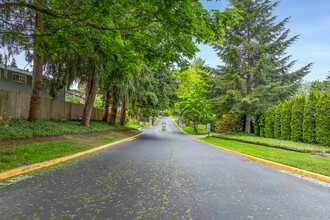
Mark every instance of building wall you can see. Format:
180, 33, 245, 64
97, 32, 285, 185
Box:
0, 67, 65, 101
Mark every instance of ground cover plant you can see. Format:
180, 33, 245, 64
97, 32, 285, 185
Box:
0, 131, 140, 172
200, 137, 330, 176
213, 133, 330, 153
0, 119, 137, 141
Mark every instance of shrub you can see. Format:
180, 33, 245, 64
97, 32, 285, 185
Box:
265, 106, 277, 138
302, 90, 318, 144
274, 102, 282, 139
281, 99, 293, 140
316, 92, 330, 146
291, 95, 306, 142
259, 113, 266, 137
215, 114, 241, 134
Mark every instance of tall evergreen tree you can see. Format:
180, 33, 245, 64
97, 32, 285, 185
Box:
316, 92, 330, 146
281, 99, 293, 140
265, 106, 277, 138
290, 95, 306, 142
302, 90, 318, 143
10, 58, 17, 67
0, 53, 3, 64
212, 0, 311, 133
274, 102, 282, 139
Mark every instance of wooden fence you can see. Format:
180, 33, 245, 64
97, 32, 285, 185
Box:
0, 89, 103, 121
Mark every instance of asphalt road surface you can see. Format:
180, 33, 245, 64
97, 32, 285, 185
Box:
0, 117, 329, 219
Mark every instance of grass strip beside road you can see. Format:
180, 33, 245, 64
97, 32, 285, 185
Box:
199, 137, 330, 177
214, 133, 330, 153
0, 131, 140, 172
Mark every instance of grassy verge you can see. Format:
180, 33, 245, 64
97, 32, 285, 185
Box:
199, 137, 330, 176
0, 119, 137, 141
213, 133, 329, 153
174, 119, 208, 135
0, 130, 140, 172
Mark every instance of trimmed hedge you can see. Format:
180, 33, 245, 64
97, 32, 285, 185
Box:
253, 91, 329, 147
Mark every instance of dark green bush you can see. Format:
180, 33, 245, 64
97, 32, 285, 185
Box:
291, 95, 306, 142
265, 106, 277, 138
274, 102, 282, 139
302, 90, 318, 144
316, 92, 330, 146
281, 99, 293, 140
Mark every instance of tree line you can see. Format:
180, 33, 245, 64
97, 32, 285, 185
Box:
0, 0, 241, 127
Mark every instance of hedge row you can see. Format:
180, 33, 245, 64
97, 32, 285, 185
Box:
256, 91, 329, 146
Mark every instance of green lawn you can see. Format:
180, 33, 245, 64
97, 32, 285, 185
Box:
214, 133, 330, 153
174, 119, 208, 135
199, 137, 330, 177
0, 131, 139, 172
0, 119, 137, 141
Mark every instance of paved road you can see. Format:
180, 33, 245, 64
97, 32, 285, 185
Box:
0, 117, 329, 219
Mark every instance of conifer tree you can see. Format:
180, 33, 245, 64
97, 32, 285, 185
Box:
274, 102, 283, 139
291, 95, 306, 142
281, 99, 293, 140
316, 92, 330, 146
211, 0, 311, 133
303, 90, 318, 143
10, 58, 17, 68
265, 106, 277, 138
0, 53, 3, 64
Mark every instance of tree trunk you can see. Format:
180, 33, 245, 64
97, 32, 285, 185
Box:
80, 74, 98, 127
245, 113, 251, 133
102, 86, 110, 122
137, 113, 141, 124
108, 86, 118, 125
28, 0, 44, 122
195, 119, 199, 134
119, 97, 126, 126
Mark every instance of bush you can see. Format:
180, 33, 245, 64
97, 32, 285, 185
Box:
215, 114, 241, 134
265, 106, 277, 138
274, 102, 282, 139
316, 92, 330, 146
281, 99, 293, 140
291, 95, 306, 142
303, 90, 318, 144
259, 113, 266, 137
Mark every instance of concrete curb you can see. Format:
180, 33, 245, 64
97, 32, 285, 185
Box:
196, 138, 330, 183
0, 132, 144, 180
170, 116, 187, 134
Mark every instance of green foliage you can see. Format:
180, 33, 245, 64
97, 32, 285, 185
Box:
290, 95, 306, 142
213, 133, 330, 153
65, 94, 84, 104
265, 106, 277, 138
274, 103, 282, 139
281, 99, 293, 140
214, 114, 241, 134
316, 92, 330, 146
210, 0, 311, 132
201, 137, 330, 176
303, 90, 318, 143
0, 119, 130, 140
259, 113, 266, 137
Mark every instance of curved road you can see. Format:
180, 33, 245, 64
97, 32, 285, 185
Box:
0, 117, 329, 219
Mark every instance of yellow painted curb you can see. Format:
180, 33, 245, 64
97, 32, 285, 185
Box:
0, 132, 144, 180
153, 117, 159, 125
170, 116, 187, 134
196, 138, 330, 183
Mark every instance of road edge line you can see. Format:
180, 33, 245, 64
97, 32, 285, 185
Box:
0, 132, 144, 180
196, 138, 330, 183
170, 116, 187, 134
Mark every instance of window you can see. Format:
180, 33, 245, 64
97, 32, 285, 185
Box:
12, 73, 27, 84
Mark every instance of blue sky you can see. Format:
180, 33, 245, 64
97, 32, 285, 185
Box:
196, 0, 330, 81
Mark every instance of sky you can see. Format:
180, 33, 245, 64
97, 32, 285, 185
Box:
8, 0, 330, 82
196, 0, 330, 81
